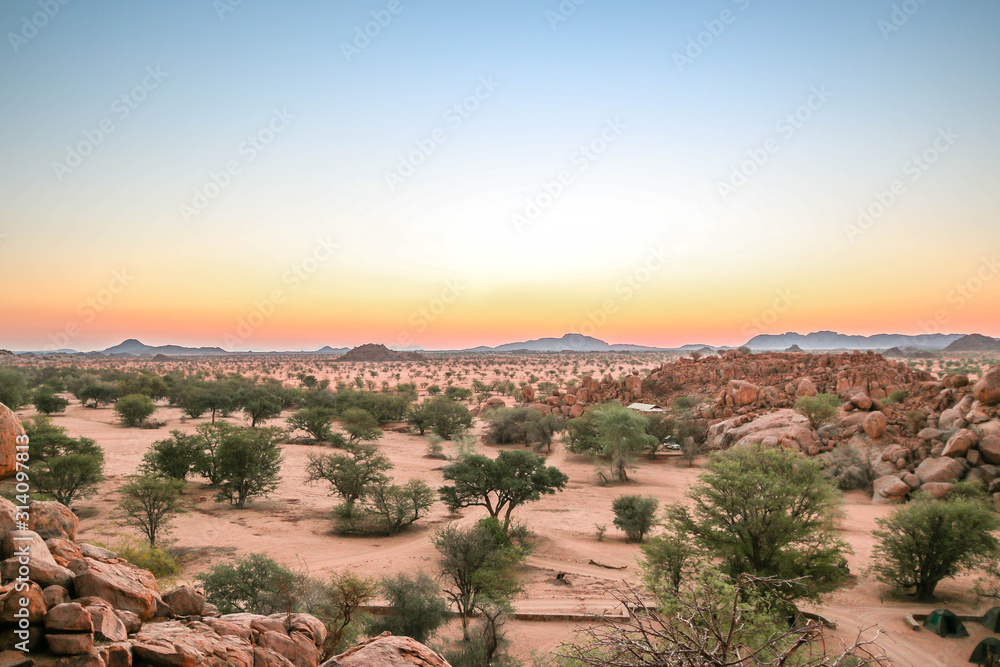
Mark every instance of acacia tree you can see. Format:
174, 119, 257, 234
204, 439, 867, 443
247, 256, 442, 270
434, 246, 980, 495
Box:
115, 393, 157, 427
432, 520, 523, 641
870, 484, 1000, 601
668, 444, 850, 602
237, 387, 282, 427
305, 444, 392, 514
439, 450, 568, 531
26, 417, 104, 507
287, 406, 340, 443
117, 474, 186, 546
215, 426, 284, 508
565, 402, 656, 483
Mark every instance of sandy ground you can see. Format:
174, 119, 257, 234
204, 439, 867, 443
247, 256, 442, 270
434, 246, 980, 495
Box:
6, 353, 999, 664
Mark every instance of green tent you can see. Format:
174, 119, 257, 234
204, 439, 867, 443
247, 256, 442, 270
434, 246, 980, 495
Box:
924, 609, 968, 638
981, 607, 1000, 633
969, 637, 1000, 665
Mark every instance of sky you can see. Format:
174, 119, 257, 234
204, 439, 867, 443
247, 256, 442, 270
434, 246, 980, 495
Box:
1, 0, 998, 351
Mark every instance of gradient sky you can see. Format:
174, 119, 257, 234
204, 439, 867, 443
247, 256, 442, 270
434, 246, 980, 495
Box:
1, 0, 998, 351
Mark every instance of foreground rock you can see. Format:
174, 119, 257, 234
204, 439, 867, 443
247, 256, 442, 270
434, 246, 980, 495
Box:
324, 633, 451, 667
0, 406, 328, 666
0, 402, 24, 479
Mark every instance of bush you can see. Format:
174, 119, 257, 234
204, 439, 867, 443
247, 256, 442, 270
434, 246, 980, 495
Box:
115, 394, 157, 427
33, 387, 69, 415
25, 417, 104, 507
794, 393, 840, 430
483, 407, 565, 452
612, 495, 659, 542
111, 539, 183, 580
0, 368, 28, 409
870, 484, 1000, 601
885, 389, 908, 404
117, 474, 186, 547
309, 571, 377, 658
824, 444, 876, 491
365, 573, 448, 643
215, 426, 284, 508
287, 406, 339, 443
419, 396, 474, 440
199, 553, 308, 615
141, 431, 204, 481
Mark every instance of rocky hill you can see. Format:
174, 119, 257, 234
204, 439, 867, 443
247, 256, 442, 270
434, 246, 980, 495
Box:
337, 343, 422, 362
943, 333, 1000, 352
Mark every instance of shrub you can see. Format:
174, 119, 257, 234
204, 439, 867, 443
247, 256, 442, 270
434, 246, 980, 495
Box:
26, 417, 104, 507
824, 444, 876, 491
612, 495, 659, 542
0, 368, 28, 409
365, 573, 448, 643
111, 539, 183, 580
115, 394, 157, 427
794, 393, 840, 430
141, 431, 204, 481
885, 389, 908, 404
287, 406, 339, 443
199, 553, 307, 615
33, 387, 69, 415
214, 426, 284, 508
483, 407, 565, 452
117, 474, 186, 547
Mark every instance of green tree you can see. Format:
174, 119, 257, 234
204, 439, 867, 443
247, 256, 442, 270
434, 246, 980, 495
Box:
433, 519, 524, 641
193, 421, 237, 485
26, 417, 105, 507
305, 444, 391, 514
311, 571, 378, 657
0, 368, 28, 409
237, 387, 283, 427
116, 474, 186, 547
642, 531, 694, 597
365, 573, 449, 643
215, 426, 284, 508
612, 495, 659, 542
287, 406, 340, 443
179, 388, 211, 419
483, 407, 565, 453
439, 450, 568, 531
668, 444, 850, 602
421, 396, 474, 439
114, 393, 157, 427
566, 403, 656, 483
140, 431, 204, 481
199, 553, 306, 615
643, 413, 677, 458
794, 393, 841, 430
339, 407, 382, 445
869, 484, 1000, 601
32, 387, 69, 415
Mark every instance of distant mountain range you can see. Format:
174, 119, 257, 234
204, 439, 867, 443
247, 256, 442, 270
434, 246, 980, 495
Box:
102, 339, 229, 356
460, 333, 670, 353
743, 331, 965, 351
7, 331, 998, 356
